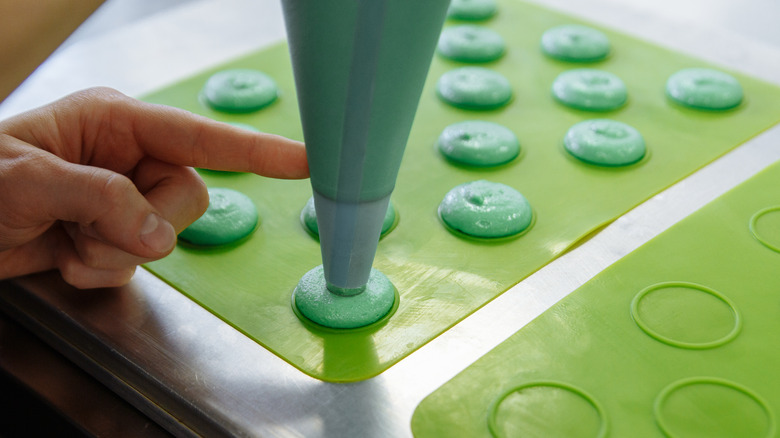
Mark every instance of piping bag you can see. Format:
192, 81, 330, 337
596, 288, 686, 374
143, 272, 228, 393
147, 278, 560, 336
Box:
281, 0, 450, 314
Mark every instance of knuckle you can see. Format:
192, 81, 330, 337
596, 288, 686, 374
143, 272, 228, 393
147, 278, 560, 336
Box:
190, 125, 211, 169
160, 165, 209, 228
116, 266, 137, 286
59, 258, 136, 289
187, 169, 210, 217
96, 267, 137, 288
75, 237, 108, 269
0, 149, 58, 220
58, 257, 89, 289
91, 171, 134, 207
64, 88, 133, 142
68, 87, 127, 105
72, 227, 148, 270
59, 87, 129, 119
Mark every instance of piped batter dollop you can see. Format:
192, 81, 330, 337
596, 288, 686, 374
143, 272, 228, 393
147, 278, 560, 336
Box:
439, 180, 533, 238
447, 0, 498, 21
293, 265, 396, 329
437, 121, 519, 167
438, 25, 505, 63
202, 69, 279, 113
541, 24, 611, 62
437, 67, 512, 110
552, 69, 627, 111
178, 188, 259, 246
563, 119, 646, 166
666, 68, 743, 110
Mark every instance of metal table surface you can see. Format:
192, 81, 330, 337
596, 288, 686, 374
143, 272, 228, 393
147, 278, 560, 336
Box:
1, 0, 779, 436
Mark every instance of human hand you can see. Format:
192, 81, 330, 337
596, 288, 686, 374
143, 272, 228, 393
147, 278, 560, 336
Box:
0, 87, 308, 288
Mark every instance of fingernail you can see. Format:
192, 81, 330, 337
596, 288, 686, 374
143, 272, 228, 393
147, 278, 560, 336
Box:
139, 213, 176, 254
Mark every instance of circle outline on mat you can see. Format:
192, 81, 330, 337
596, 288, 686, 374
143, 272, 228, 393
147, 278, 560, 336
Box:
436, 67, 513, 110
665, 68, 743, 111
178, 188, 259, 247
630, 281, 742, 349
437, 120, 520, 167
437, 25, 506, 63
292, 266, 398, 330
202, 69, 279, 113
654, 377, 776, 438
540, 24, 611, 62
749, 206, 780, 253
552, 68, 628, 111
438, 181, 535, 240
563, 119, 646, 167
487, 380, 608, 438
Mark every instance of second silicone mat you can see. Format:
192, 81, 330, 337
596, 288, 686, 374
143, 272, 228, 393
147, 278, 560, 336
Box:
144, 0, 780, 381
411, 154, 780, 438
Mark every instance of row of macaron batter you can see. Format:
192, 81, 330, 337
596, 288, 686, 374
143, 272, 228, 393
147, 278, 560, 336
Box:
430, 0, 744, 240
181, 0, 745, 247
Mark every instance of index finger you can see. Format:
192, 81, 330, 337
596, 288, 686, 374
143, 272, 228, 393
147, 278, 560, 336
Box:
120, 92, 309, 179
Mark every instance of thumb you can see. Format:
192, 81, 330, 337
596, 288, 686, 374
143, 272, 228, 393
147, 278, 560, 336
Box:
38, 157, 177, 258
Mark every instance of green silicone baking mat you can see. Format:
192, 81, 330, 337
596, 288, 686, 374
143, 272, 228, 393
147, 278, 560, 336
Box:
411, 150, 780, 438
143, 0, 780, 382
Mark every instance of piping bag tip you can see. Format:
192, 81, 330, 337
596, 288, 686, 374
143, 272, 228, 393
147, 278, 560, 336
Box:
313, 192, 392, 295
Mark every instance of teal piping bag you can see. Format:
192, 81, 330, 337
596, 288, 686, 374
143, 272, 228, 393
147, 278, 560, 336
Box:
282, 0, 450, 294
